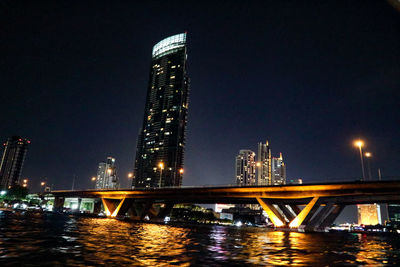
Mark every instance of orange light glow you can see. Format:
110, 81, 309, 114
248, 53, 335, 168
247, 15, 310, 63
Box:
128, 172, 133, 178
354, 140, 364, 148
289, 197, 319, 228
158, 162, 164, 169
40, 182, 45, 186
365, 152, 372, 158
256, 162, 261, 167
91, 176, 96, 181
179, 168, 184, 174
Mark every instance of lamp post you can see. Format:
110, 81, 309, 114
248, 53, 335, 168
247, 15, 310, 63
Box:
354, 140, 366, 181
158, 162, 164, 188
364, 152, 372, 181
127, 172, 133, 188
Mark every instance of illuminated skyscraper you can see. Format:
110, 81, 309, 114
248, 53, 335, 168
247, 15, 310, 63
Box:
134, 33, 190, 188
0, 136, 30, 189
95, 157, 118, 189
272, 153, 286, 185
257, 141, 272, 185
236, 150, 256, 186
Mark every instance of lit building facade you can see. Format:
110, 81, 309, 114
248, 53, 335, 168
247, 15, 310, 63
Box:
257, 141, 272, 185
236, 150, 256, 186
0, 136, 30, 189
134, 33, 190, 188
272, 153, 286, 185
95, 157, 119, 190
358, 204, 381, 225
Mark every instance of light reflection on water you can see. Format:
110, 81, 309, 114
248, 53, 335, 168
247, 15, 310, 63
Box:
0, 212, 399, 266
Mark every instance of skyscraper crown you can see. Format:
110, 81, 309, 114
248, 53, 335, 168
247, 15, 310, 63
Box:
152, 33, 186, 59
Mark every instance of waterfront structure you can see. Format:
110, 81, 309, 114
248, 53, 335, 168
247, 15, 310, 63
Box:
358, 204, 381, 225
95, 157, 119, 190
0, 136, 30, 189
271, 153, 286, 185
134, 33, 190, 188
257, 141, 272, 185
236, 150, 256, 186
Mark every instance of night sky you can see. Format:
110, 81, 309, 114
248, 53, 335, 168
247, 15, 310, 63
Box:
1, 1, 399, 196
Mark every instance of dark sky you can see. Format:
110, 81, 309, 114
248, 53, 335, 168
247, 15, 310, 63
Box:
1, 0, 399, 193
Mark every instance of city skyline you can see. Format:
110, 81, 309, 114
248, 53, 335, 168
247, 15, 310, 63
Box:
1, 1, 399, 193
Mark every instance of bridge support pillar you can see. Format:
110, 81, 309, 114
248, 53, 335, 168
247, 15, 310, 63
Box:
256, 197, 285, 227
277, 204, 296, 222
318, 204, 345, 231
305, 202, 334, 231
289, 197, 320, 229
54, 197, 64, 212
101, 197, 126, 217
93, 199, 102, 214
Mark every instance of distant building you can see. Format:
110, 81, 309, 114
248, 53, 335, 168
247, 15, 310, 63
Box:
272, 153, 286, 185
358, 204, 381, 225
236, 150, 256, 186
388, 204, 400, 223
95, 157, 119, 190
134, 33, 190, 188
257, 141, 272, 185
0, 136, 30, 189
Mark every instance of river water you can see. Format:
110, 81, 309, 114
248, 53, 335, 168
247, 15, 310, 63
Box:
0, 211, 399, 266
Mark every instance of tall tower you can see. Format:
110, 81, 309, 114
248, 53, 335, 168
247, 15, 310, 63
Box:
134, 33, 190, 188
0, 136, 30, 189
95, 157, 119, 190
272, 152, 286, 185
257, 141, 272, 185
235, 150, 256, 186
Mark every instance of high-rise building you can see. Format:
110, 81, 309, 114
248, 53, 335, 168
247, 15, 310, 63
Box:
236, 150, 256, 186
0, 136, 30, 189
257, 141, 272, 185
95, 157, 119, 190
272, 152, 286, 185
134, 33, 190, 188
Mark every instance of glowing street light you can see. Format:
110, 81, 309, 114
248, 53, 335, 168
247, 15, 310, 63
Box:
353, 139, 366, 181
256, 162, 261, 167
40, 182, 46, 186
91, 176, 96, 181
23, 179, 28, 184
158, 162, 164, 188
107, 168, 112, 175
179, 168, 184, 174
128, 172, 133, 178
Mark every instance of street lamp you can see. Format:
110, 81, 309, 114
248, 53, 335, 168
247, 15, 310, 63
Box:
179, 168, 184, 175
365, 152, 372, 181
158, 162, 164, 188
91, 176, 96, 181
40, 181, 46, 186
353, 140, 366, 181
128, 172, 133, 178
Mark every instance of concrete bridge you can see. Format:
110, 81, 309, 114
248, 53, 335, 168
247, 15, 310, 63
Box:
47, 180, 400, 231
